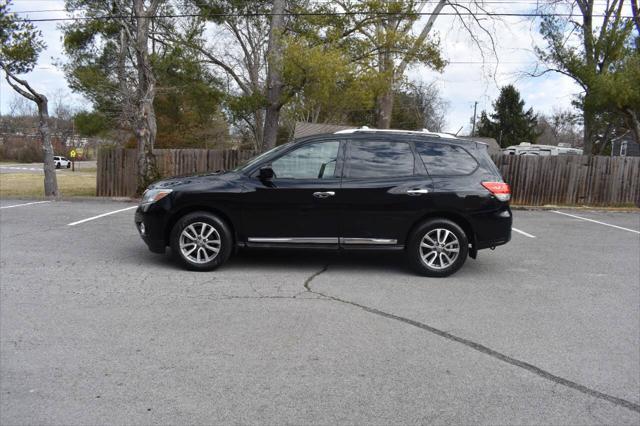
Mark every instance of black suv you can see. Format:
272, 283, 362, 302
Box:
135, 129, 512, 277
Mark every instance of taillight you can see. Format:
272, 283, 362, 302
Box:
482, 181, 511, 202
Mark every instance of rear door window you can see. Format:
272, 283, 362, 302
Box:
346, 140, 415, 178
415, 142, 478, 176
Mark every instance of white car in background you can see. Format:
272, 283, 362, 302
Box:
53, 156, 71, 169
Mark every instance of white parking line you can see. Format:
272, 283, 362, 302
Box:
67, 205, 138, 226
0, 201, 51, 210
551, 210, 640, 235
512, 227, 536, 238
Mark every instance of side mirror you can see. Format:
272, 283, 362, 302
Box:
258, 166, 274, 181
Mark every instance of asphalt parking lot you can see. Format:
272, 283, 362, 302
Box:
1, 199, 639, 425
0, 161, 97, 174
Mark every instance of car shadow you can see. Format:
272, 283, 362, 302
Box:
227, 248, 412, 275
123, 242, 491, 278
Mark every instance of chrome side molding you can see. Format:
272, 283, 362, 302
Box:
340, 238, 397, 245
247, 237, 339, 244
247, 237, 397, 245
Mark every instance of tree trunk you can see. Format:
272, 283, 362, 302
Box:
375, 44, 394, 129
136, 99, 158, 193
376, 87, 394, 129
263, 105, 281, 151
133, 0, 159, 194
581, 2, 596, 156
582, 107, 595, 155
254, 109, 265, 151
37, 96, 59, 197
262, 0, 286, 151
625, 108, 640, 145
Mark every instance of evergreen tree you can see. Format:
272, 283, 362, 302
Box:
477, 85, 539, 148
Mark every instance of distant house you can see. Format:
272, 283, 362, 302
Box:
611, 137, 640, 157
293, 122, 353, 139
459, 136, 501, 155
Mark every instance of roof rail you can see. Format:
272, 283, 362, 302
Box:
334, 126, 456, 139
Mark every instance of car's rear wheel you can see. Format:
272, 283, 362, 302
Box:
170, 211, 232, 271
55, 163, 60, 169
408, 218, 469, 277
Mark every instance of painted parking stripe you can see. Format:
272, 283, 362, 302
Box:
0, 201, 51, 209
67, 205, 138, 226
512, 227, 536, 238
1, 166, 41, 171
551, 210, 640, 235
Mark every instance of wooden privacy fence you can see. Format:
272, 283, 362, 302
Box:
97, 148, 255, 197
491, 154, 640, 206
98, 148, 640, 206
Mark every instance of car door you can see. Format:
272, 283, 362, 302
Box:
241, 139, 344, 245
338, 138, 434, 246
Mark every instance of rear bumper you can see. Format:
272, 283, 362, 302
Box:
472, 206, 512, 250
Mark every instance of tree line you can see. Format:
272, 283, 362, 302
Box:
1, 0, 638, 196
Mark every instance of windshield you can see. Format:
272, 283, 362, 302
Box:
233, 143, 292, 173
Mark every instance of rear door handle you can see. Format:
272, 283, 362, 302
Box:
313, 191, 335, 199
406, 188, 429, 196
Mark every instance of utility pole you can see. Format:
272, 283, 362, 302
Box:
471, 101, 478, 137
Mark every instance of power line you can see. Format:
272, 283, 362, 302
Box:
8, 2, 620, 14
13, 11, 633, 23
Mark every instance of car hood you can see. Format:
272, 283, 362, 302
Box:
148, 171, 241, 191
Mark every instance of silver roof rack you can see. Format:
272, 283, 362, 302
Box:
334, 126, 456, 139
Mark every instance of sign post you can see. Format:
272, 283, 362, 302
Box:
70, 149, 77, 172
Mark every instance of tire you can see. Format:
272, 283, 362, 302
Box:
170, 211, 233, 271
55, 163, 61, 169
66, 163, 71, 168
407, 218, 469, 277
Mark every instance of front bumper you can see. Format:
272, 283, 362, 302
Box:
135, 206, 168, 254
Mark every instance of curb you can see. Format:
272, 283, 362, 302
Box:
511, 205, 640, 212
0, 196, 139, 203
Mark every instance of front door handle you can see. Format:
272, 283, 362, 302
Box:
406, 188, 429, 196
313, 191, 335, 199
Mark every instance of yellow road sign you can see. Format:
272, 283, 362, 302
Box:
70, 150, 77, 158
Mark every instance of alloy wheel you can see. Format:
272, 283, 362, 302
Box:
179, 222, 221, 264
419, 228, 460, 270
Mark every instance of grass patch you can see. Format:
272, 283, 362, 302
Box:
0, 172, 96, 197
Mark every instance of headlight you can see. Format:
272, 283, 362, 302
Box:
141, 188, 172, 205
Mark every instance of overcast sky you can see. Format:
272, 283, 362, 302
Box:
2, 1, 630, 134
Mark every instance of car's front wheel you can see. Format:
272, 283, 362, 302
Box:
408, 218, 469, 277
170, 211, 232, 271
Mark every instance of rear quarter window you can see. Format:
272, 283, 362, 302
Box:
415, 142, 478, 176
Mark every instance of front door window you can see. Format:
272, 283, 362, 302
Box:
271, 141, 340, 180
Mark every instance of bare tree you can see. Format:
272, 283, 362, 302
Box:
121, 0, 164, 192
8, 95, 36, 117
323, 1, 500, 129
632, 0, 640, 34
263, 0, 286, 150
536, 108, 583, 147
0, 0, 58, 196
175, 1, 281, 150
50, 89, 76, 148
63, 0, 165, 192
534, 0, 635, 154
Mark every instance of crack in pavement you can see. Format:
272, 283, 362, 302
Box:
302, 264, 640, 414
